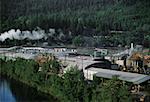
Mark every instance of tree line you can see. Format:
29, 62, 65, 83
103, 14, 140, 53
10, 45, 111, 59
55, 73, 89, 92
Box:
0, 57, 134, 102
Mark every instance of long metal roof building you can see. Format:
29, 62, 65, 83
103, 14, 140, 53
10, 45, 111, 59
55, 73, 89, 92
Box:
90, 68, 150, 84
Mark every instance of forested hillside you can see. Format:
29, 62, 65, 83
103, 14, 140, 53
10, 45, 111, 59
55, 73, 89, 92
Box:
1, 0, 150, 47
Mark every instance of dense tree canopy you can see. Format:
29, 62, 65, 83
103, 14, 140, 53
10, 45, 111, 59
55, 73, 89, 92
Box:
0, 0, 150, 47
1, 0, 150, 32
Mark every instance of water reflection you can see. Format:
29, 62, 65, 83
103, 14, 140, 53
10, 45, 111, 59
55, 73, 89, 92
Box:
0, 80, 16, 102
0, 77, 58, 102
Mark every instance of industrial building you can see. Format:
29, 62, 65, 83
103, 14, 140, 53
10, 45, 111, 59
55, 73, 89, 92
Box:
84, 67, 150, 84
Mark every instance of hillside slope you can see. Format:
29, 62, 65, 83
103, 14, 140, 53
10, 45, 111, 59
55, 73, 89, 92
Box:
0, 0, 150, 47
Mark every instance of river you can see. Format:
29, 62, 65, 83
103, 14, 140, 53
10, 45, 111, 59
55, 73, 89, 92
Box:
0, 76, 58, 102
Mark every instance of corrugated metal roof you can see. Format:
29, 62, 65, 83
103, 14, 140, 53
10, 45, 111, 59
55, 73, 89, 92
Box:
89, 68, 150, 84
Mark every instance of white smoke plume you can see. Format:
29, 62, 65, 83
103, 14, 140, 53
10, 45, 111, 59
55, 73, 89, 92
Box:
0, 27, 56, 42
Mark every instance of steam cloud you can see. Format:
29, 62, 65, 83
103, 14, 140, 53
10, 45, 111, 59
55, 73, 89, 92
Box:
0, 27, 56, 42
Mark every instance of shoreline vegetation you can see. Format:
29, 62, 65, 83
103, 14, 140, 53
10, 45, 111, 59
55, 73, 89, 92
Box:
0, 57, 133, 102
1, 74, 59, 102
0, 57, 64, 101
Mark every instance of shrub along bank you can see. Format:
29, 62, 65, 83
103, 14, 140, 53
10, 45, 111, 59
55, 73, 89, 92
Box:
0, 58, 132, 102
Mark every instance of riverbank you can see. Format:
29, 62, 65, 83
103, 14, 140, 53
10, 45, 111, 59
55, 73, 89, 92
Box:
0, 57, 72, 101
1, 74, 60, 102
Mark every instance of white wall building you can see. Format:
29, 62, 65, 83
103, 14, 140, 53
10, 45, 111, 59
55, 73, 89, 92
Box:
84, 67, 150, 85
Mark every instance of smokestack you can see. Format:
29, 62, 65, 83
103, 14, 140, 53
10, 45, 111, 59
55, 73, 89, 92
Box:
131, 43, 134, 49
128, 43, 134, 55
